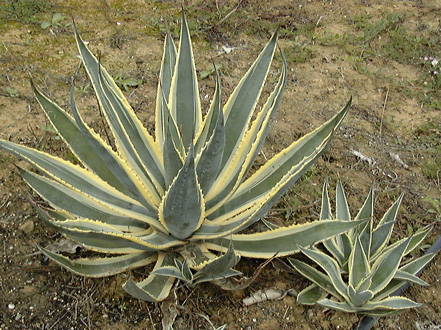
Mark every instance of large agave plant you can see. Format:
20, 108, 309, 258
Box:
289, 182, 434, 316
0, 14, 362, 302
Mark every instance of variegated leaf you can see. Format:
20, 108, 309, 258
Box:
123, 252, 176, 302
195, 65, 222, 155
288, 258, 342, 300
320, 181, 345, 264
196, 242, 240, 276
349, 237, 370, 290
150, 265, 191, 282
196, 123, 343, 239
370, 194, 404, 257
162, 95, 184, 188
19, 167, 163, 231
394, 270, 429, 286
370, 221, 395, 259
75, 26, 165, 198
354, 187, 374, 256
298, 246, 348, 299
297, 284, 328, 305
221, 29, 279, 169
205, 219, 365, 258
361, 296, 422, 311
217, 98, 351, 217
159, 144, 205, 239
334, 181, 352, 265
169, 12, 201, 148
196, 73, 225, 194
39, 247, 156, 277
156, 32, 177, 147
373, 253, 435, 301
204, 51, 287, 210
365, 236, 411, 295
347, 285, 373, 307
33, 83, 146, 203
193, 269, 241, 285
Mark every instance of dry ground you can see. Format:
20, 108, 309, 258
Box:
1, 0, 440, 329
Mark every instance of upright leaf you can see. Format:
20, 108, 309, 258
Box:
221, 30, 278, 168
169, 12, 201, 147
75, 26, 165, 197
156, 32, 177, 147
298, 246, 349, 299
196, 74, 225, 194
348, 237, 370, 290
366, 236, 411, 295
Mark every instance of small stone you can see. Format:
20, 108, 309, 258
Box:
15, 313, 21, 321
19, 220, 34, 234
8, 303, 15, 309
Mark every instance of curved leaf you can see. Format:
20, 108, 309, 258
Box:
320, 181, 345, 264
297, 284, 328, 305
347, 285, 373, 307
373, 253, 435, 301
288, 259, 341, 299
194, 133, 342, 239
370, 194, 404, 257
0, 139, 154, 217
205, 219, 365, 258
123, 252, 176, 302
162, 98, 184, 188
298, 246, 348, 298
196, 242, 240, 276
366, 236, 411, 295
39, 247, 156, 277
19, 167, 163, 231
195, 67, 222, 154
349, 237, 370, 290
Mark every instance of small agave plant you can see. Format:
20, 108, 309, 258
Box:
289, 181, 434, 316
0, 14, 361, 302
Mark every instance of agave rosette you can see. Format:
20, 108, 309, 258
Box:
289, 182, 434, 316
0, 14, 361, 302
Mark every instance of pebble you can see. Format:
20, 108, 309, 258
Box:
8, 303, 15, 309
18, 220, 34, 234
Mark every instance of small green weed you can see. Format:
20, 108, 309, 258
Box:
415, 121, 441, 181
352, 12, 402, 45
41, 13, 71, 30
279, 167, 321, 223
424, 196, 441, 222
113, 72, 142, 92
317, 12, 440, 109
74, 82, 92, 96
0, 0, 48, 23
284, 36, 315, 63
199, 63, 222, 79
5, 86, 19, 97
